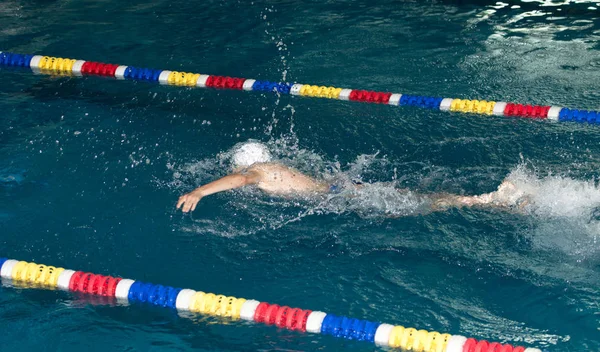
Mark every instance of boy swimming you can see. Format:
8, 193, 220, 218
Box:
176, 142, 526, 213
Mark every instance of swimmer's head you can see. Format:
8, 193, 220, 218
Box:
231, 141, 272, 169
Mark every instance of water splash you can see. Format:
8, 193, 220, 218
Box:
166, 140, 434, 235
506, 164, 600, 220
258, 5, 295, 138
502, 164, 600, 261
167, 146, 600, 252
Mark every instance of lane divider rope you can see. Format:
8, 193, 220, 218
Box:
0, 257, 544, 352
0, 52, 597, 124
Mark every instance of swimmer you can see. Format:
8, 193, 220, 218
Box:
176, 142, 528, 213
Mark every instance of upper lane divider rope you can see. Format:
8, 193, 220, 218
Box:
0, 52, 597, 124
0, 257, 544, 352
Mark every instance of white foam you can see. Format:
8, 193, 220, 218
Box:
504, 166, 600, 218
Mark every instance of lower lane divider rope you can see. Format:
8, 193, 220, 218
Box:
0, 51, 598, 125
0, 258, 544, 352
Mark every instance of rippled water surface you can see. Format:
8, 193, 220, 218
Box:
1, 0, 600, 351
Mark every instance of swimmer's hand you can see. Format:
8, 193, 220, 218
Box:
176, 172, 261, 213
177, 190, 204, 213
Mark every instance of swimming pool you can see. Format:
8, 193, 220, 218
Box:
1, 0, 599, 350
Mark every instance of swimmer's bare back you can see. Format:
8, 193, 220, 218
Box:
249, 163, 329, 195
177, 163, 328, 212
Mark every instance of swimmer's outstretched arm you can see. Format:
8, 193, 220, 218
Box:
177, 171, 261, 213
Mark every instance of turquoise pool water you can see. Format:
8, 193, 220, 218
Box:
1, 0, 600, 350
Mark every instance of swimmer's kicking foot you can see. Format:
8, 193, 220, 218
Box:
431, 180, 530, 211
176, 142, 530, 213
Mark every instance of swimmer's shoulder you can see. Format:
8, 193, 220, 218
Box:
247, 162, 294, 173
245, 163, 308, 184
238, 163, 283, 181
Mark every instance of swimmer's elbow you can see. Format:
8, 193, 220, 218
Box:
240, 171, 261, 186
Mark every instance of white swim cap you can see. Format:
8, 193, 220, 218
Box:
231, 142, 272, 168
